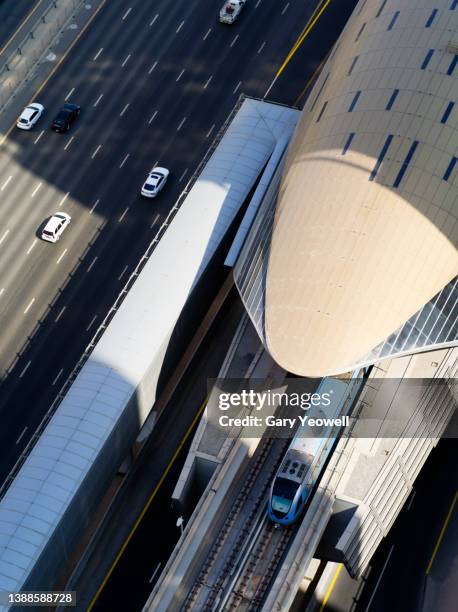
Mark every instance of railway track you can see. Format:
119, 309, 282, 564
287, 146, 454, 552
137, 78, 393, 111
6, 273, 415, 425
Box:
183, 436, 290, 611
217, 514, 293, 611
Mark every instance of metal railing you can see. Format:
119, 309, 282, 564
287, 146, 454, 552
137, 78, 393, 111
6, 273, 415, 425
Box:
0, 0, 85, 112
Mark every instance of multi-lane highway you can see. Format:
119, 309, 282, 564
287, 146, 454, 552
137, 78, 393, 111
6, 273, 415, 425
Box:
0, 0, 358, 485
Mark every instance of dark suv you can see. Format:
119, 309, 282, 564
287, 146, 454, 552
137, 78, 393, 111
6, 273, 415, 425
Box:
51, 103, 81, 133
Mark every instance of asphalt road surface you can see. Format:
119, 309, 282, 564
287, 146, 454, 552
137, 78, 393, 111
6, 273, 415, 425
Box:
0, 0, 358, 483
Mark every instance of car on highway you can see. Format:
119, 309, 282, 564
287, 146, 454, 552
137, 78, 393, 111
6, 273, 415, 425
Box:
141, 167, 170, 198
16, 103, 45, 130
41, 212, 71, 243
51, 103, 81, 133
219, 0, 246, 23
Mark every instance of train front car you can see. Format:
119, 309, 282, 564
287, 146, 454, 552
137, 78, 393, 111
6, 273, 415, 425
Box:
267, 378, 350, 526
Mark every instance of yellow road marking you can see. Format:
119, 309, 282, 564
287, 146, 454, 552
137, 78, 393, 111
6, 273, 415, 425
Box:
319, 563, 343, 611
275, 0, 333, 79
426, 490, 458, 575
0, 0, 109, 148
0, 0, 45, 59
87, 398, 208, 611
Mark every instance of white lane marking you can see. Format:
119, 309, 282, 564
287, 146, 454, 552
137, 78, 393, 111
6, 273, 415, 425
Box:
65, 87, 75, 101
176, 69, 185, 82
255, 0, 262, 6
118, 207, 129, 222
1, 176, 12, 191
31, 182, 42, 197
364, 545, 395, 612
118, 265, 128, 281
233, 81, 242, 94
93, 47, 103, 60
91, 145, 102, 159
176, 20, 184, 33
24, 297, 35, 314
94, 93, 103, 107
52, 368, 63, 386
148, 61, 158, 74
407, 490, 416, 510
281, 2, 289, 15
150, 212, 160, 229
148, 110, 158, 124
122, 7, 132, 20
150, 14, 159, 26
0, 288, 4, 297
0, 229, 9, 244
206, 124, 215, 138
230, 34, 239, 47
149, 562, 161, 584
90, 199, 100, 214
204, 75, 212, 89
87, 256, 98, 273
120, 103, 129, 117
56, 248, 67, 264
58, 192, 70, 208
16, 426, 28, 444
179, 168, 188, 182
122, 54, 131, 67
26, 240, 37, 255
257, 41, 266, 54
33, 130, 44, 145
203, 27, 212, 40
86, 315, 97, 331
177, 117, 186, 131
64, 136, 74, 151
119, 153, 130, 168
55, 305, 66, 321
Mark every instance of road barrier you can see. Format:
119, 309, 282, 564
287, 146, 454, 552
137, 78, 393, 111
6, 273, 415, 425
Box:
0, 0, 85, 112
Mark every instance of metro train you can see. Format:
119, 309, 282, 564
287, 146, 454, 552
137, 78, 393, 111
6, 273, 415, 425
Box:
267, 378, 351, 526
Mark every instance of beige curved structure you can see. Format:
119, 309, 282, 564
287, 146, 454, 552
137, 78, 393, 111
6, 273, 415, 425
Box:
263, 0, 458, 376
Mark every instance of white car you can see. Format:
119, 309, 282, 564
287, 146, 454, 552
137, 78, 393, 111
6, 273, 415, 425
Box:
219, 0, 246, 23
41, 213, 71, 243
141, 167, 169, 198
16, 103, 45, 130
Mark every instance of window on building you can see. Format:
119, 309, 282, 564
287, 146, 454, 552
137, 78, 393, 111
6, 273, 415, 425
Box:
348, 56, 359, 75
358, 0, 367, 14
443, 156, 457, 181
387, 11, 400, 30
348, 91, 362, 112
447, 54, 458, 75
421, 49, 434, 69
441, 101, 455, 124
342, 133, 355, 155
355, 22, 366, 42
426, 8, 438, 26
386, 89, 399, 110
369, 134, 394, 181
376, 0, 388, 18
393, 141, 419, 188
316, 101, 328, 122
310, 73, 329, 111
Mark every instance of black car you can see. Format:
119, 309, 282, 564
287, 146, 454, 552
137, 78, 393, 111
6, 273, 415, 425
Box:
51, 103, 81, 132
